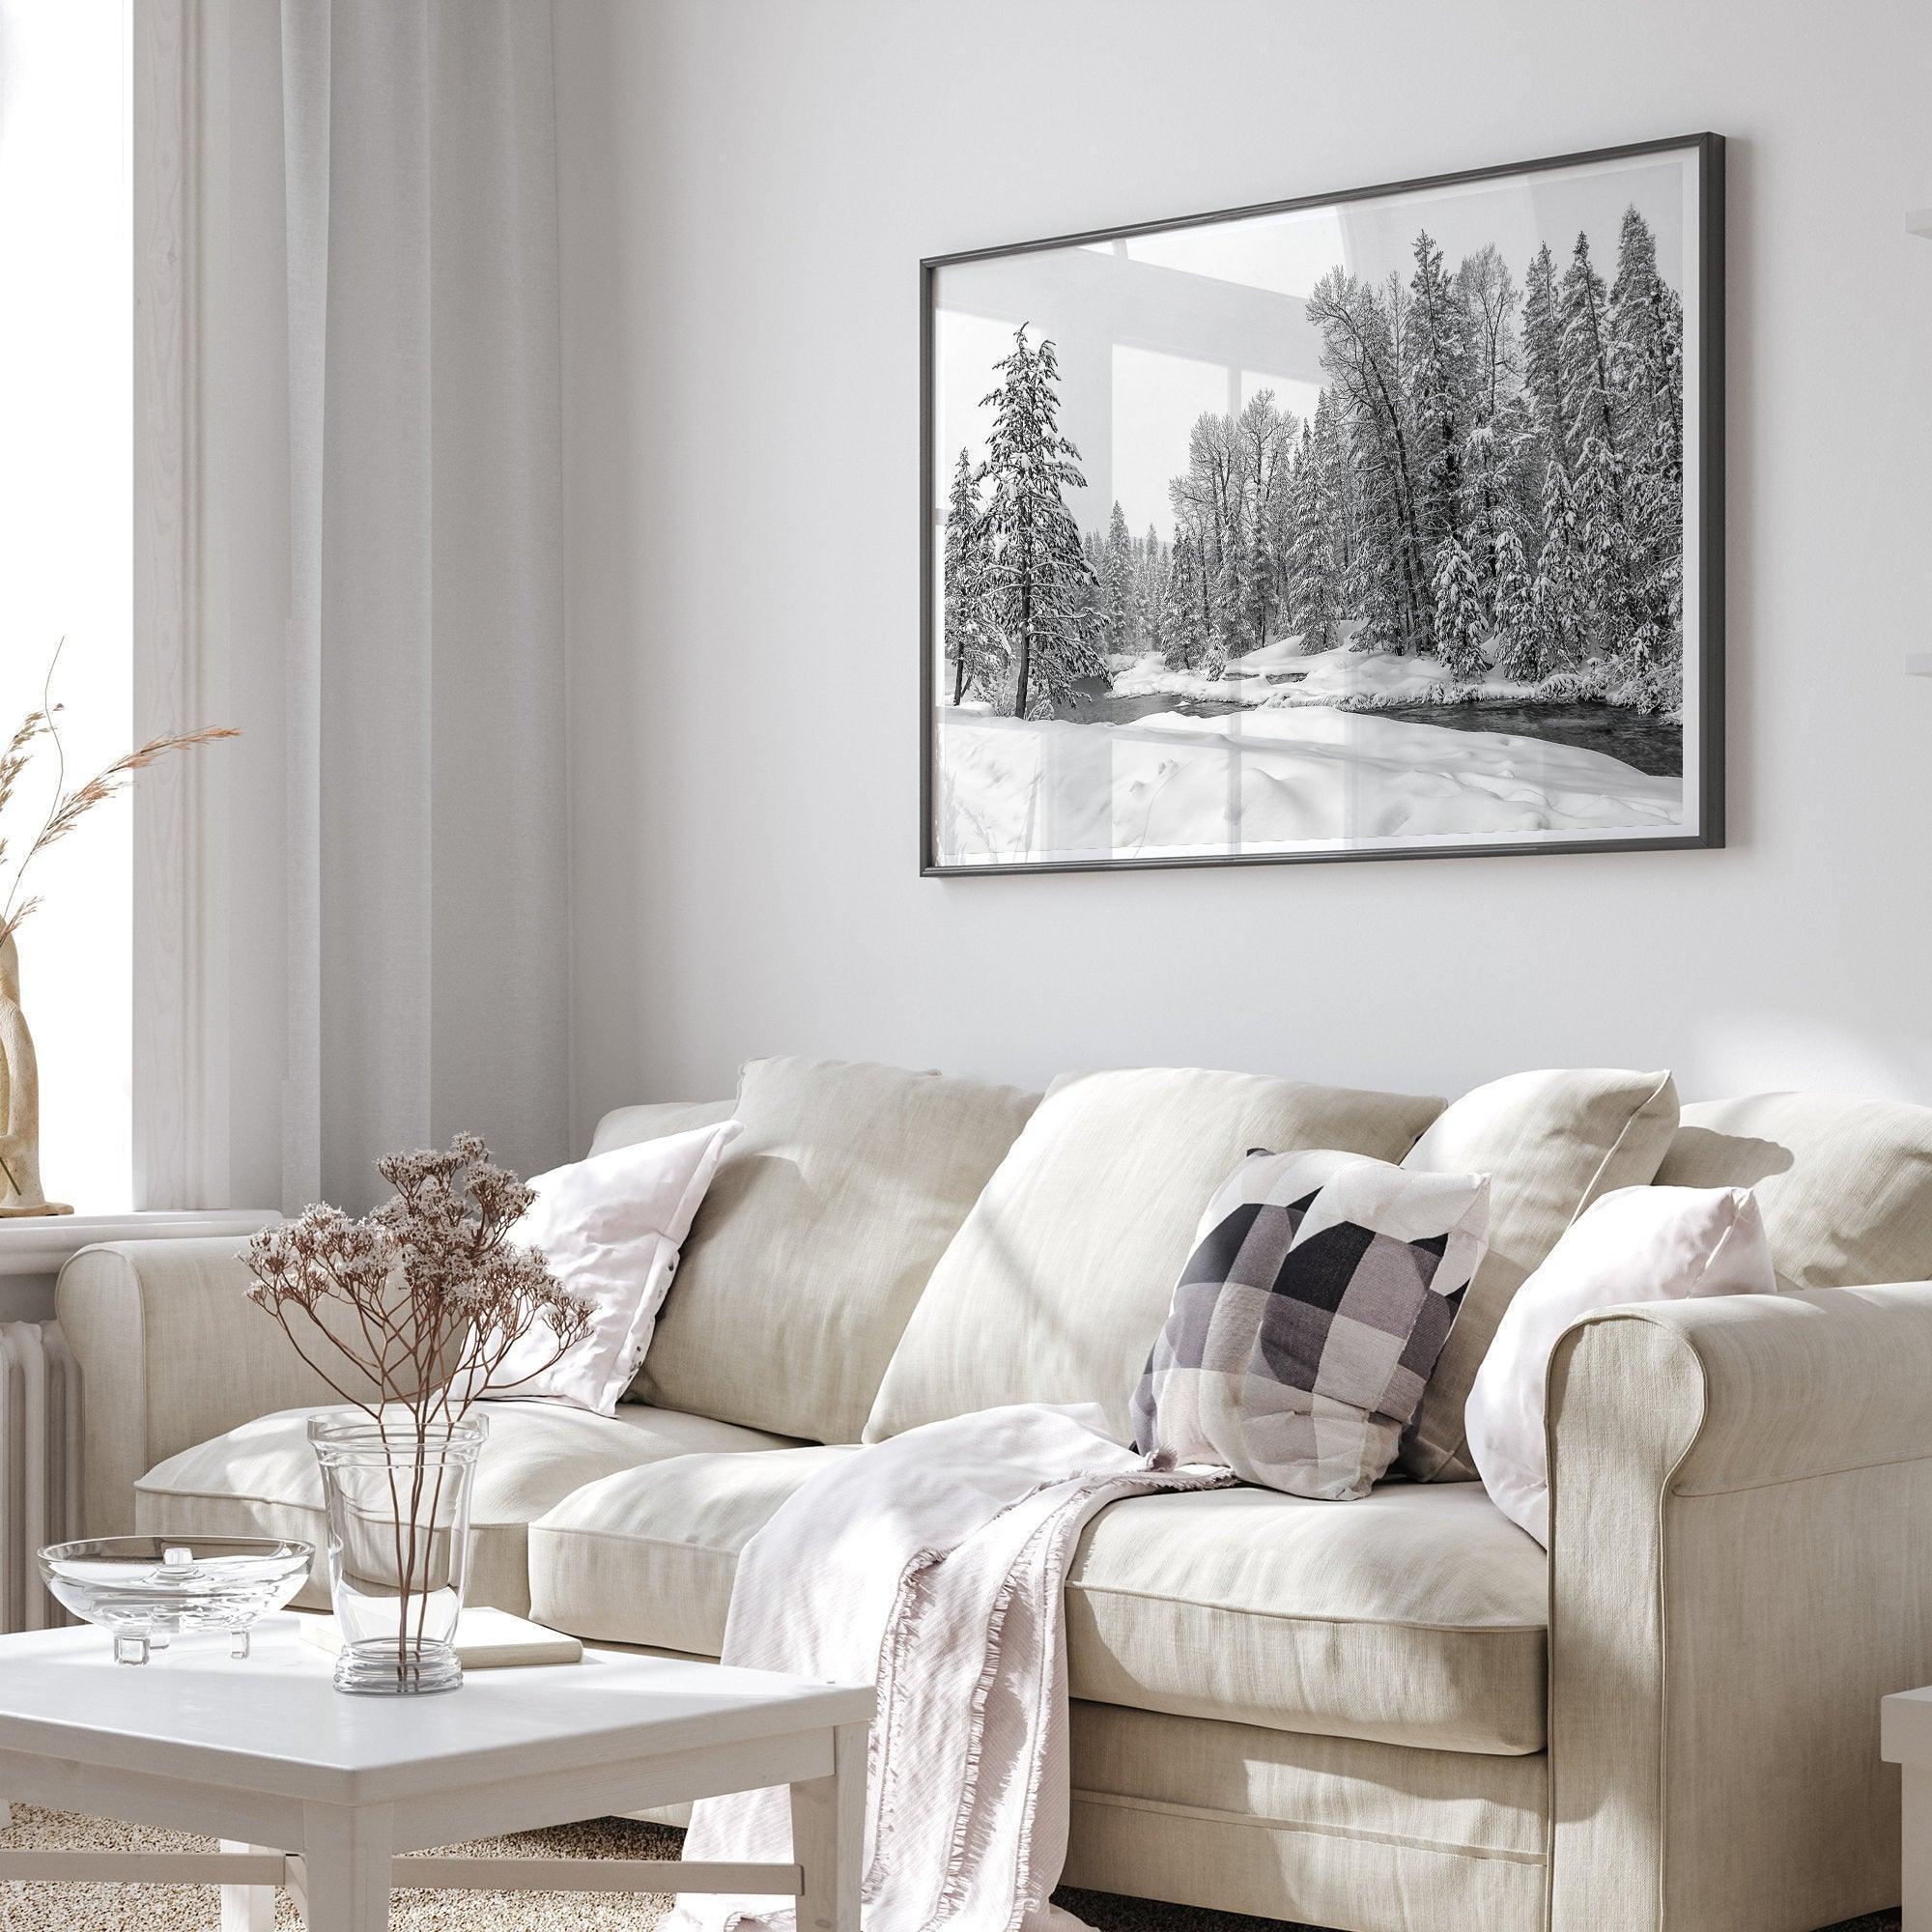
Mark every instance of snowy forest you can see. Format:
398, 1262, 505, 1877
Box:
942, 206, 1687, 736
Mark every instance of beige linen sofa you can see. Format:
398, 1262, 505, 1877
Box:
56, 1059, 1932, 1932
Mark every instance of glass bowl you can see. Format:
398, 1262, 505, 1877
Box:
40, 1536, 314, 1664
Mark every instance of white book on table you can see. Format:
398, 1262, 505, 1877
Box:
296, 1606, 583, 1668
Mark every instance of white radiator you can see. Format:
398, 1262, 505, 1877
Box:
0, 1323, 79, 1633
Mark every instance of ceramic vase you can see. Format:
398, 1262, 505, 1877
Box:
0, 933, 71, 1217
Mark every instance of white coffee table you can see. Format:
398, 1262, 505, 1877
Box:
0, 1618, 872, 1930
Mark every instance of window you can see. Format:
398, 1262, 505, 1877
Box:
0, 1, 134, 1209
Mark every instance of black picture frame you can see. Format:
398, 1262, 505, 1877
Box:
920, 132, 1724, 877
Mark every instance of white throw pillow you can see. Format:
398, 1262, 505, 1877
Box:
477, 1120, 742, 1415
1465, 1183, 1776, 1546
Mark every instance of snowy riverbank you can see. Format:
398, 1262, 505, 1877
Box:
933, 698, 1684, 867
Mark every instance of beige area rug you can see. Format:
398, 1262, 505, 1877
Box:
0, 1807, 1904, 1932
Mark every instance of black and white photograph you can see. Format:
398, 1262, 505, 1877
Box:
923, 134, 1722, 873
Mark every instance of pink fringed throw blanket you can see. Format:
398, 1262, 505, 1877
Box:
672, 1404, 1230, 1932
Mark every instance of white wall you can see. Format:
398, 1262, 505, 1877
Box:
554, 0, 1932, 1138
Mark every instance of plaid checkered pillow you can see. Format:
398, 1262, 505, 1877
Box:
1131, 1148, 1489, 1500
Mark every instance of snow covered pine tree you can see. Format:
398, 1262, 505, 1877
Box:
976, 326, 1102, 719
942, 447, 1004, 705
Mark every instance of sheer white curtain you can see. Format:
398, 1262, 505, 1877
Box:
279, 0, 568, 1208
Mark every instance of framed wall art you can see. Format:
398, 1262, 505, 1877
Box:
922, 133, 1723, 874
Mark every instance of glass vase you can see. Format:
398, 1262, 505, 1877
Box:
306, 1408, 486, 1695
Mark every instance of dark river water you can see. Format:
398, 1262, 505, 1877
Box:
1058, 688, 1252, 725
1367, 701, 1683, 778
1054, 678, 1681, 779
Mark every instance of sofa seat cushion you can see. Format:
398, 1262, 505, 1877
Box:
528, 1451, 1546, 1755
530, 1444, 855, 1658
134, 1400, 800, 1619
1069, 1480, 1547, 1754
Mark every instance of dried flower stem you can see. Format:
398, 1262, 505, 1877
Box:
0, 639, 239, 955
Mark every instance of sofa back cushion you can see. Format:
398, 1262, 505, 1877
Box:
1398, 1067, 1679, 1481
863, 1067, 1444, 1446
590, 1098, 735, 1155
1654, 1091, 1932, 1291
633, 1056, 1039, 1442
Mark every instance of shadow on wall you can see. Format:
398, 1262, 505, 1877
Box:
1688, 1012, 1932, 1109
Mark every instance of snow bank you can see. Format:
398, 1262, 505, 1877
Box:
1257, 643, 1462, 705
933, 702, 1683, 867
1107, 639, 1341, 704
1108, 653, 1262, 703
1253, 644, 1577, 710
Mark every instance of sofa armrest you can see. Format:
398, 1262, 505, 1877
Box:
1546, 1284, 1932, 1932
56, 1238, 384, 1536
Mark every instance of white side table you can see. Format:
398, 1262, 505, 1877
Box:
0, 1619, 872, 1931
1882, 1687, 1932, 1929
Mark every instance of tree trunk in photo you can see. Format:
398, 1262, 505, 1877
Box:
1013, 529, 1034, 719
